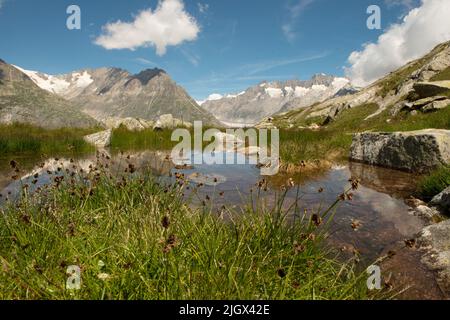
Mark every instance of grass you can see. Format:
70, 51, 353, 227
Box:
417, 166, 450, 200
0, 123, 96, 156
0, 160, 373, 300
430, 67, 450, 81
111, 127, 177, 151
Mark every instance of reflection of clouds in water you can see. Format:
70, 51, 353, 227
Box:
355, 186, 423, 237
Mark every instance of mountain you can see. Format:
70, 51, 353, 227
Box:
18, 66, 220, 126
271, 41, 450, 128
199, 74, 353, 125
0, 60, 98, 129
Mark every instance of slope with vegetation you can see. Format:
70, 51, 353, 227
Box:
270, 41, 450, 165
0, 59, 98, 129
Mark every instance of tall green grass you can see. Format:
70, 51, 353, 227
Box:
111, 127, 176, 151
417, 166, 450, 200
0, 166, 372, 300
0, 123, 95, 155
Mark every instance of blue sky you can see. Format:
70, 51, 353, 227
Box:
0, 0, 425, 99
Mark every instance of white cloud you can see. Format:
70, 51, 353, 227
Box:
198, 3, 209, 14
0, 0, 4, 9
135, 58, 156, 66
346, 0, 450, 87
384, 0, 419, 9
181, 48, 200, 66
94, 0, 200, 56
282, 0, 315, 43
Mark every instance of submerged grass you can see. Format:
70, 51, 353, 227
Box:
0, 159, 372, 300
0, 123, 95, 156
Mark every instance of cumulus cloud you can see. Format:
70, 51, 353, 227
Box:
94, 0, 200, 56
346, 0, 450, 87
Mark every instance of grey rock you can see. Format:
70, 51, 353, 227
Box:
103, 117, 154, 131
153, 114, 192, 130
422, 99, 450, 113
418, 219, 450, 294
350, 129, 450, 173
412, 205, 442, 220
430, 186, 450, 214
84, 129, 112, 148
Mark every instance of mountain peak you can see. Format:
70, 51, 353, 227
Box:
132, 68, 166, 85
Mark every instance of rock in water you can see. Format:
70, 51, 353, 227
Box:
418, 219, 450, 294
413, 81, 450, 98
350, 129, 450, 173
430, 186, 450, 214
84, 129, 112, 148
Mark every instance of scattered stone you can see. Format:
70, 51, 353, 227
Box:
103, 117, 154, 131
153, 114, 192, 130
84, 129, 112, 148
411, 205, 442, 220
405, 197, 427, 208
350, 129, 450, 173
308, 123, 321, 130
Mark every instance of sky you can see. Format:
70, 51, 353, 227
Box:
1, 0, 450, 100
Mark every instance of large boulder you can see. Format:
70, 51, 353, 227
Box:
418, 220, 450, 294
84, 129, 112, 148
413, 81, 450, 98
350, 129, 450, 173
422, 99, 450, 113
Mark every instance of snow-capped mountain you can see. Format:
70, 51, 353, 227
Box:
0, 60, 98, 129
200, 74, 354, 125
15, 66, 220, 125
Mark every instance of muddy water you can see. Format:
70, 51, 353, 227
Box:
0, 151, 446, 299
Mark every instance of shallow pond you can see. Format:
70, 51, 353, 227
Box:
0, 150, 445, 299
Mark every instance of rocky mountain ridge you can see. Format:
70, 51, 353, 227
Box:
200, 74, 354, 125
17, 66, 221, 126
0, 60, 99, 129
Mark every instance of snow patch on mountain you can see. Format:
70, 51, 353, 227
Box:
200, 74, 355, 124
13, 66, 94, 94
14, 65, 71, 94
